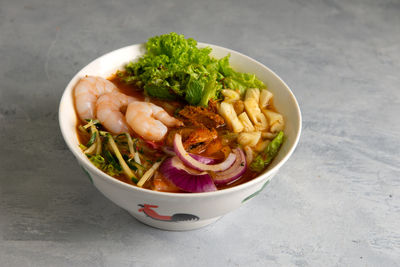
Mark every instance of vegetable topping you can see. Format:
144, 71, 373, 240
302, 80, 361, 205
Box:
119, 32, 266, 106
250, 131, 284, 172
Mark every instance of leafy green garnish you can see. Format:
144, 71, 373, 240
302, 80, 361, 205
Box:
185, 77, 204, 105
104, 150, 122, 172
199, 73, 220, 107
88, 154, 122, 177
121, 32, 266, 106
219, 55, 266, 95
250, 131, 285, 172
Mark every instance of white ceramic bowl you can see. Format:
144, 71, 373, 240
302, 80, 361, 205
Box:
59, 43, 302, 231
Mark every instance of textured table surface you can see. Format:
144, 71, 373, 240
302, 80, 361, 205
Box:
1, 0, 399, 266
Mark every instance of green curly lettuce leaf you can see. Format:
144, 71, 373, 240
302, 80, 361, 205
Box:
122, 32, 266, 106
185, 78, 204, 105
218, 55, 266, 94
250, 131, 285, 173
200, 74, 222, 107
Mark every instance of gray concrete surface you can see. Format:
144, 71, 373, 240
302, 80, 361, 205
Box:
1, 0, 399, 266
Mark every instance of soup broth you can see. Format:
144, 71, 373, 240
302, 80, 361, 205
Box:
76, 75, 263, 191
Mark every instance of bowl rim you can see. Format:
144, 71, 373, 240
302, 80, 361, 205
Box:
59, 42, 302, 198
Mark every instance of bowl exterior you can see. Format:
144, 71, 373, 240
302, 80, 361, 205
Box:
59, 43, 301, 231
80, 164, 278, 230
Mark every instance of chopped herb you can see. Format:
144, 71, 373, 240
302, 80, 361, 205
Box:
79, 144, 87, 150
86, 131, 97, 147
87, 154, 122, 177
105, 150, 122, 171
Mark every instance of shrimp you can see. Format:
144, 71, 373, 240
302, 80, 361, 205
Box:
126, 101, 183, 141
74, 76, 118, 121
96, 91, 138, 134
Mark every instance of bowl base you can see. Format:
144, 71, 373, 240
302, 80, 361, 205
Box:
130, 212, 222, 231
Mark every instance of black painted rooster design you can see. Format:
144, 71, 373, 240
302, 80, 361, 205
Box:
138, 204, 199, 222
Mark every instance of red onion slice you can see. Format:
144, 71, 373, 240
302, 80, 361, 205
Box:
191, 154, 218, 165
173, 134, 236, 171
162, 146, 218, 164
211, 148, 246, 185
159, 157, 217, 193
162, 146, 176, 156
